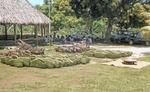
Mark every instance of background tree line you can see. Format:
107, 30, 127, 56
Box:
36, 0, 150, 41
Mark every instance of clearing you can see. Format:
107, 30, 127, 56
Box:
0, 45, 150, 92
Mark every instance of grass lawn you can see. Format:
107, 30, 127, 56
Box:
138, 55, 150, 62
0, 46, 150, 92
0, 58, 150, 92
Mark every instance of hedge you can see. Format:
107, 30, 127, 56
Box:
0, 46, 5, 50
83, 50, 133, 59
0, 55, 90, 69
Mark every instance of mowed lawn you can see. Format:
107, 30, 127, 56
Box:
0, 55, 150, 92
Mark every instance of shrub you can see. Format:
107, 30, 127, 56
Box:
83, 50, 132, 59
0, 46, 5, 50
0, 55, 90, 69
30, 59, 49, 69
1, 57, 12, 65
1, 57, 31, 67
8, 59, 23, 67
80, 57, 90, 64
83, 50, 95, 57
19, 57, 31, 67
140, 26, 150, 41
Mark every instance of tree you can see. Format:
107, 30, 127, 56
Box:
129, 3, 150, 28
36, 0, 83, 32
70, 0, 139, 41
92, 18, 107, 38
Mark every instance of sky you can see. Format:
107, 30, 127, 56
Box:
28, 0, 44, 6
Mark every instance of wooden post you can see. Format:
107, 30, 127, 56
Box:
48, 24, 52, 45
14, 24, 17, 43
20, 25, 23, 39
34, 25, 38, 46
41, 25, 44, 37
5, 25, 7, 40
34, 25, 37, 38
43, 25, 46, 37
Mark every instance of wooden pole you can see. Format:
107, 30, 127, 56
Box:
5, 25, 7, 40
34, 25, 37, 38
20, 25, 23, 39
48, 24, 52, 45
34, 25, 38, 46
43, 25, 46, 37
14, 24, 17, 43
41, 25, 44, 37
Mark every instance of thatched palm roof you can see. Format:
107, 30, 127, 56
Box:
0, 0, 50, 25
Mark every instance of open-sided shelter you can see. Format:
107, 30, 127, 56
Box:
0, 0, 50, 43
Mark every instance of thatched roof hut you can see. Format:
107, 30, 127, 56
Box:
0, 0, 50, 43
0, 0, 50, 25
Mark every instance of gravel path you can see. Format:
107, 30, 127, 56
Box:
91, 45, 150, 58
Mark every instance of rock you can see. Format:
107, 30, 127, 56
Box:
56, 42, 90, 53
0, 40, 45, 57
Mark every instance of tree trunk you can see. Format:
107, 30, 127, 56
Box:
105, 19, 113, 42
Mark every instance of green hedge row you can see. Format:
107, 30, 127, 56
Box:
0, 46, 5, 50
0, 55, 90, 69
83, 50, 133, 59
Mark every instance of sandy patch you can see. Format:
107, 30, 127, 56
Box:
102, 59, 150, 69
90, 61, 97, 64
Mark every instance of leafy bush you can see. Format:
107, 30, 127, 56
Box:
0, 55, 90, 69
140, 26, 150, 41
83, 50, 132, 59
30, 58, 49, 68
0, 46, 5, 50
1, 57, 31, 67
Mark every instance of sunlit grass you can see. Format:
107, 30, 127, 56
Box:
0, 46, 150, 92
0, 57, 150, 92
138, 55, 150, 62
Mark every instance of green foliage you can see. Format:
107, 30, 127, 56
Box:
58, 17, 108, 37
70, 0, 139, 40
58, 25, 85, 35
1, 57, 31, 67
0, 46, 5, 50
36, 0, 84, 32
92, 18, 107, 38
80, 56, 91, 64
83, 50, 133, 59
36, 0, 149, 39
140, 26, 150, 40
30, 58, 50, 68
0, 55, 90, 69
129, 3, 150, 28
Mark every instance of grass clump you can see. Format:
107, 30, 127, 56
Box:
0, 55, 90, 69
1, 57, 31, 67
30, 58, 50, 69
0, 46, 5, 50
83, 50, 132, 59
